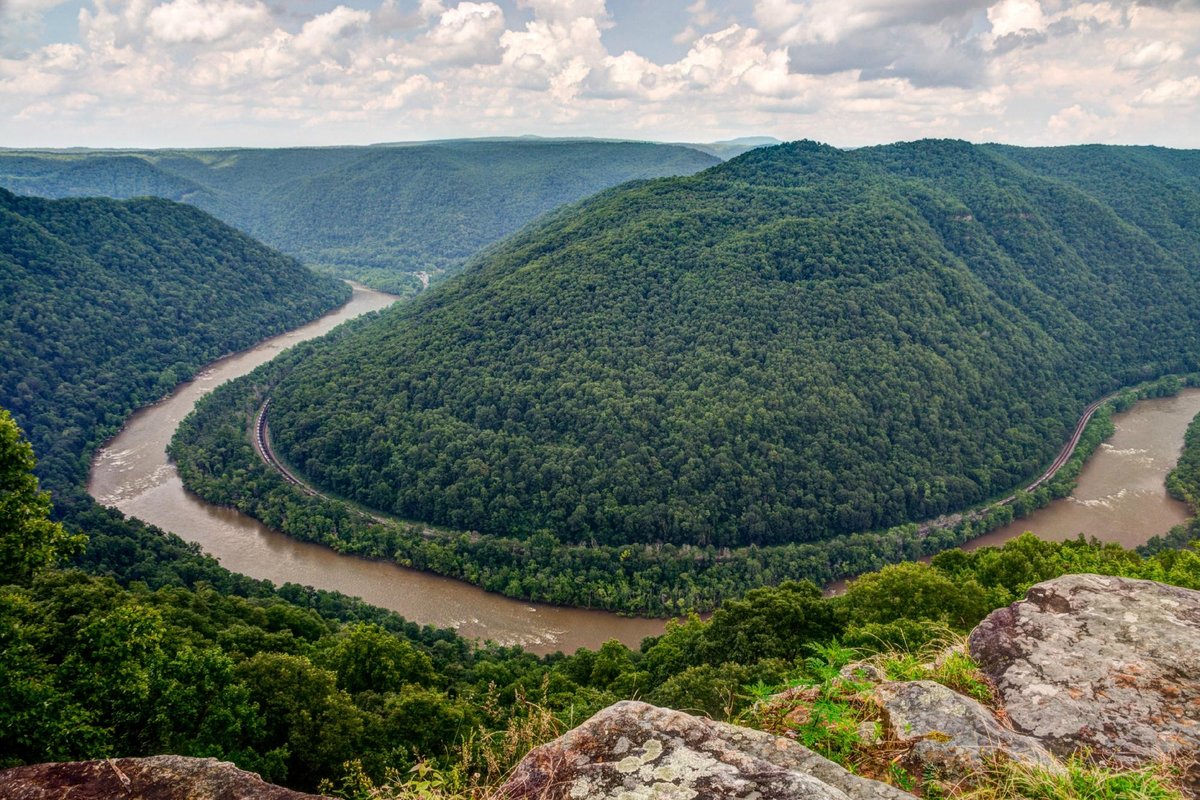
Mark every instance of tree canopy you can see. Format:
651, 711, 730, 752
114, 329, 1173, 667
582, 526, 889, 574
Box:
261, 141, 1200, 554
0, 187, 348, 496
0, 410, 83, 582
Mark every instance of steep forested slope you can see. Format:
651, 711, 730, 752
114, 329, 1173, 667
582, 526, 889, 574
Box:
0, 187, 349, 495
0, 141, 719, 293
260, 141, 1200, 555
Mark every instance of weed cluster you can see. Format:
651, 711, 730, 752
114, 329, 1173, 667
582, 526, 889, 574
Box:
739, 639, 1185, 799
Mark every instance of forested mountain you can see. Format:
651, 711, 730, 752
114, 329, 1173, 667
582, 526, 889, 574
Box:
0, 141, 720, 293
0, 187, 349, 496
675, 135, 783, 159
259, 141, 1200, 560
1, 145, 1197, 796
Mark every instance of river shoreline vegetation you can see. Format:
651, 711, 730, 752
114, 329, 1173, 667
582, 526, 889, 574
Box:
0, 141, 719, 295
171, 345, 1199, 614
170, 139, 1200, 614
1151, 407, 1200, 554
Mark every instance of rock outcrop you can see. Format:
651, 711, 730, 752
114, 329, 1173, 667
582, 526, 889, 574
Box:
873, 679, 1061, 778
500, 700, 916, 800
0, 755, 327, 800
969, 573, 1200, 788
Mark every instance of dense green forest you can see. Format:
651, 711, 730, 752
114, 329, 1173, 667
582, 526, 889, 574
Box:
241, 142, 1200, 574
171, 355, 1193, 614
0, 141, 719, 293
4, 140, 1199, 796
0, 187, 348, 497
6, 405, 1200, 794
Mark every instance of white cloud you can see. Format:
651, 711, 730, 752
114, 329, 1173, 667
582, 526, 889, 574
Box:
517, 0, 608, 25
293, 6, 370, 55
1117, 39, 1184, 69
410, 2, 505, 66
1047, 103, 1105, 136
1135, 75, 1200, 105
2, 0, 1199, 148
988, 0, 1046, 38
147, 0, 270, 43
687, 0, 718, 27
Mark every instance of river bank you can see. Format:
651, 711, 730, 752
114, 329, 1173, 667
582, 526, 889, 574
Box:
88, 284, 667, 655
966, 388, 1200, 551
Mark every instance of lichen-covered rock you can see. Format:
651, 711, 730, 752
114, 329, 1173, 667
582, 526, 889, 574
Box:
500, 700, 916, 800
0, 755, 327, 800
838, 662, 885, 683
968, 574, 1200, 779
874, 680, 1061, 779
705, 718, 912, 800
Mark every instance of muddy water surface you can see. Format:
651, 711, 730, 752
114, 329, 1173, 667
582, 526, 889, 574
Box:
88, 284, 666, 655
967, 388, 1200, 550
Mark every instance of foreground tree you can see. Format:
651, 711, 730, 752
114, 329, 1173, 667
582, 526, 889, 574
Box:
0, 410, 83, 583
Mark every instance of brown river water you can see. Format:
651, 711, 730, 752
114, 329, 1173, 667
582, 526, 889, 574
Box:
966, 388, 1200, 550
87, 281, 1200, 646
87, 284, 666, 655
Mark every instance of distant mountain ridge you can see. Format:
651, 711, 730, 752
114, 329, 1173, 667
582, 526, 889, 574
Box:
0, 139, 721, 293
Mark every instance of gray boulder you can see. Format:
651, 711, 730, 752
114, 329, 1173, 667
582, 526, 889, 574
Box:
838, 661, 886, 683
969, 574, 1200, 781
500, 700, 916, 800
0, 755, 327, 800
873, 680, 1061, 778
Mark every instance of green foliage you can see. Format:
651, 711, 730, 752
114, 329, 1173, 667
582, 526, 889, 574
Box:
0, 188, 348, 497
182, 141, 1200, 609
877, 645, 995, 706
741, 641, 875, 766
959, 754, 1184, 800
0, 410, 83, 582
314, 623, 437, 695
4, 141, 1200, 799
1166, 410, 1200, 510
699, 581, 837, 664
839, 562, 992, 634
5, 395, 1200, 793
1146, 408, 1200, 556
741, 636, 1186, 799
174, 356, 1167, 614
0, 141, 719, 291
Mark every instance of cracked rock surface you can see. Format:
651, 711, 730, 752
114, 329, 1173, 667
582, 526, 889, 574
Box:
500, 700, 915, 800
968, 573, 1200, 790
874, 680, 1061, 778
0, 755, 327, 800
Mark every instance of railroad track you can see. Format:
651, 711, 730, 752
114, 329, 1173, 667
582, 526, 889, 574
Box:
999, 393, 1112, 504
254, 399, 317, 497
255, 399, 392, 525
254, 390, 1119, 531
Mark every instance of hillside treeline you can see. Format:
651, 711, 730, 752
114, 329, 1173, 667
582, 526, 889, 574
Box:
0, 141, 719, 293
256, 142, 1200, 556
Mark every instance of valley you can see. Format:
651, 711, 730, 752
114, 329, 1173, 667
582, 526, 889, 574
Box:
5, 138, 1200, 800
88, 283, 666, 654
7, 0, 1200, 793
0, 141, 719, 294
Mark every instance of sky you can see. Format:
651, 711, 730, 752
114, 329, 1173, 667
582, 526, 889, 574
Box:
1, 0, 1198, 149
